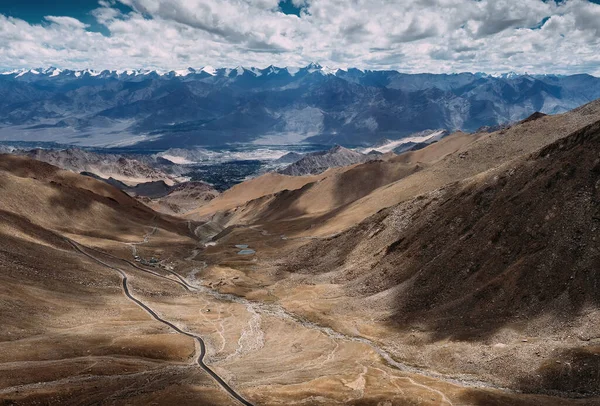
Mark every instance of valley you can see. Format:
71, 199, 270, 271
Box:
2, 0, 600, 404
1, 99, 599, 405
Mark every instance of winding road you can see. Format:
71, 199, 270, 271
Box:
66, 239, 254, 406
80, 243, 195, 291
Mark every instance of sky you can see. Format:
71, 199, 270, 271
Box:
0, 0, 599, 75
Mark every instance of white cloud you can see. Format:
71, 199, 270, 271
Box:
0, 0, 598, 75
44, 16, 90, 29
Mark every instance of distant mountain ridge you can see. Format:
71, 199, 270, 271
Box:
1, 64, 600, 148
15, 148, 182, 186
279, 145, 380, 176
0, 64, 573, 80
0, 63, 334, 79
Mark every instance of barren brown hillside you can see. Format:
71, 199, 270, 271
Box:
0, 154, 192, 242
5, 144, 598, 405
196, 100, 600, 238
279, 118, 600, 397
180, 104, 600, 405
0, 156, 238, 405
188, 171, 333, 218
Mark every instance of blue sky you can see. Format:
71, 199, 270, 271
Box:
0, 0, 133, 35
0, 0, 99, 22
0, 0, 298, 24
0, 0, 599, 75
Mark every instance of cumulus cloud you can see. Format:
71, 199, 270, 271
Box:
0, 0, 598, 75
44, 16, 90, 29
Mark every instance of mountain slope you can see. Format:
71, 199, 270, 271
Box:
0, 154, 194, 241
279, 98, 600, 236
142, 181, 220, 215
0, 155, 244, 404
3, 112, 600, 404
279, 145, 376, 176
189, 171, 334, 218
2, 154, 573, 406
279, 117, 600, 397
16, 148, 181, 186
192, 100, 600, 238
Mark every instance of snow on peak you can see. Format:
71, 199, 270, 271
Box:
84, 68, 101, 76
249, 67, 262, 77
306, 62, 322, 73
235, 66, 245, 76
286, 66, 300, 76
174, 67, 196, 76
2, 64, 348, 79
303, 62, 338, 75
1, 69, 22, 76
491, 71, 521, 79
320, 65, 338, 75
14, 68, 41, 77
201, 65, 217, 76
229, 66, 259, 76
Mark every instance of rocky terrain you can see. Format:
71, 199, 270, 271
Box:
280, 118, 600, 396
279, 145, 380, 176
0, 154, 568, 406
142, 181, 220, 215
79, 173, 219, 216
193, 100, 600, 236
183, 100, 600, 404
15, 147, 182, 186
0, 147, 221, 215
272, 152, 304, 165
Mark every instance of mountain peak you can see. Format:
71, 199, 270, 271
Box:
328, 144, 346, 153
201, 66, 217, 76
173, 67, 196, 76
279, 144, 370, 176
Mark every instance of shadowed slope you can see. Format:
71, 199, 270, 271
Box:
0, 155, 242, 405
282, 118, 600, 395
193, 100, 600, 238
0, 154, 192, 242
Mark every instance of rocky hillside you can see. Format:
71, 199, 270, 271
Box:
279, 145, 380, 176
0, 154, 191, 238
17, 148, 181, 186
80, 172, 219, 215
202, 99, 600, 237
280, 116, 600, 397
142, 181, 220, 215
180, 100, 600, 403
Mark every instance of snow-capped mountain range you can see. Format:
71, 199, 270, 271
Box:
1, 63, 599, 148
0, 63, 341, 80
